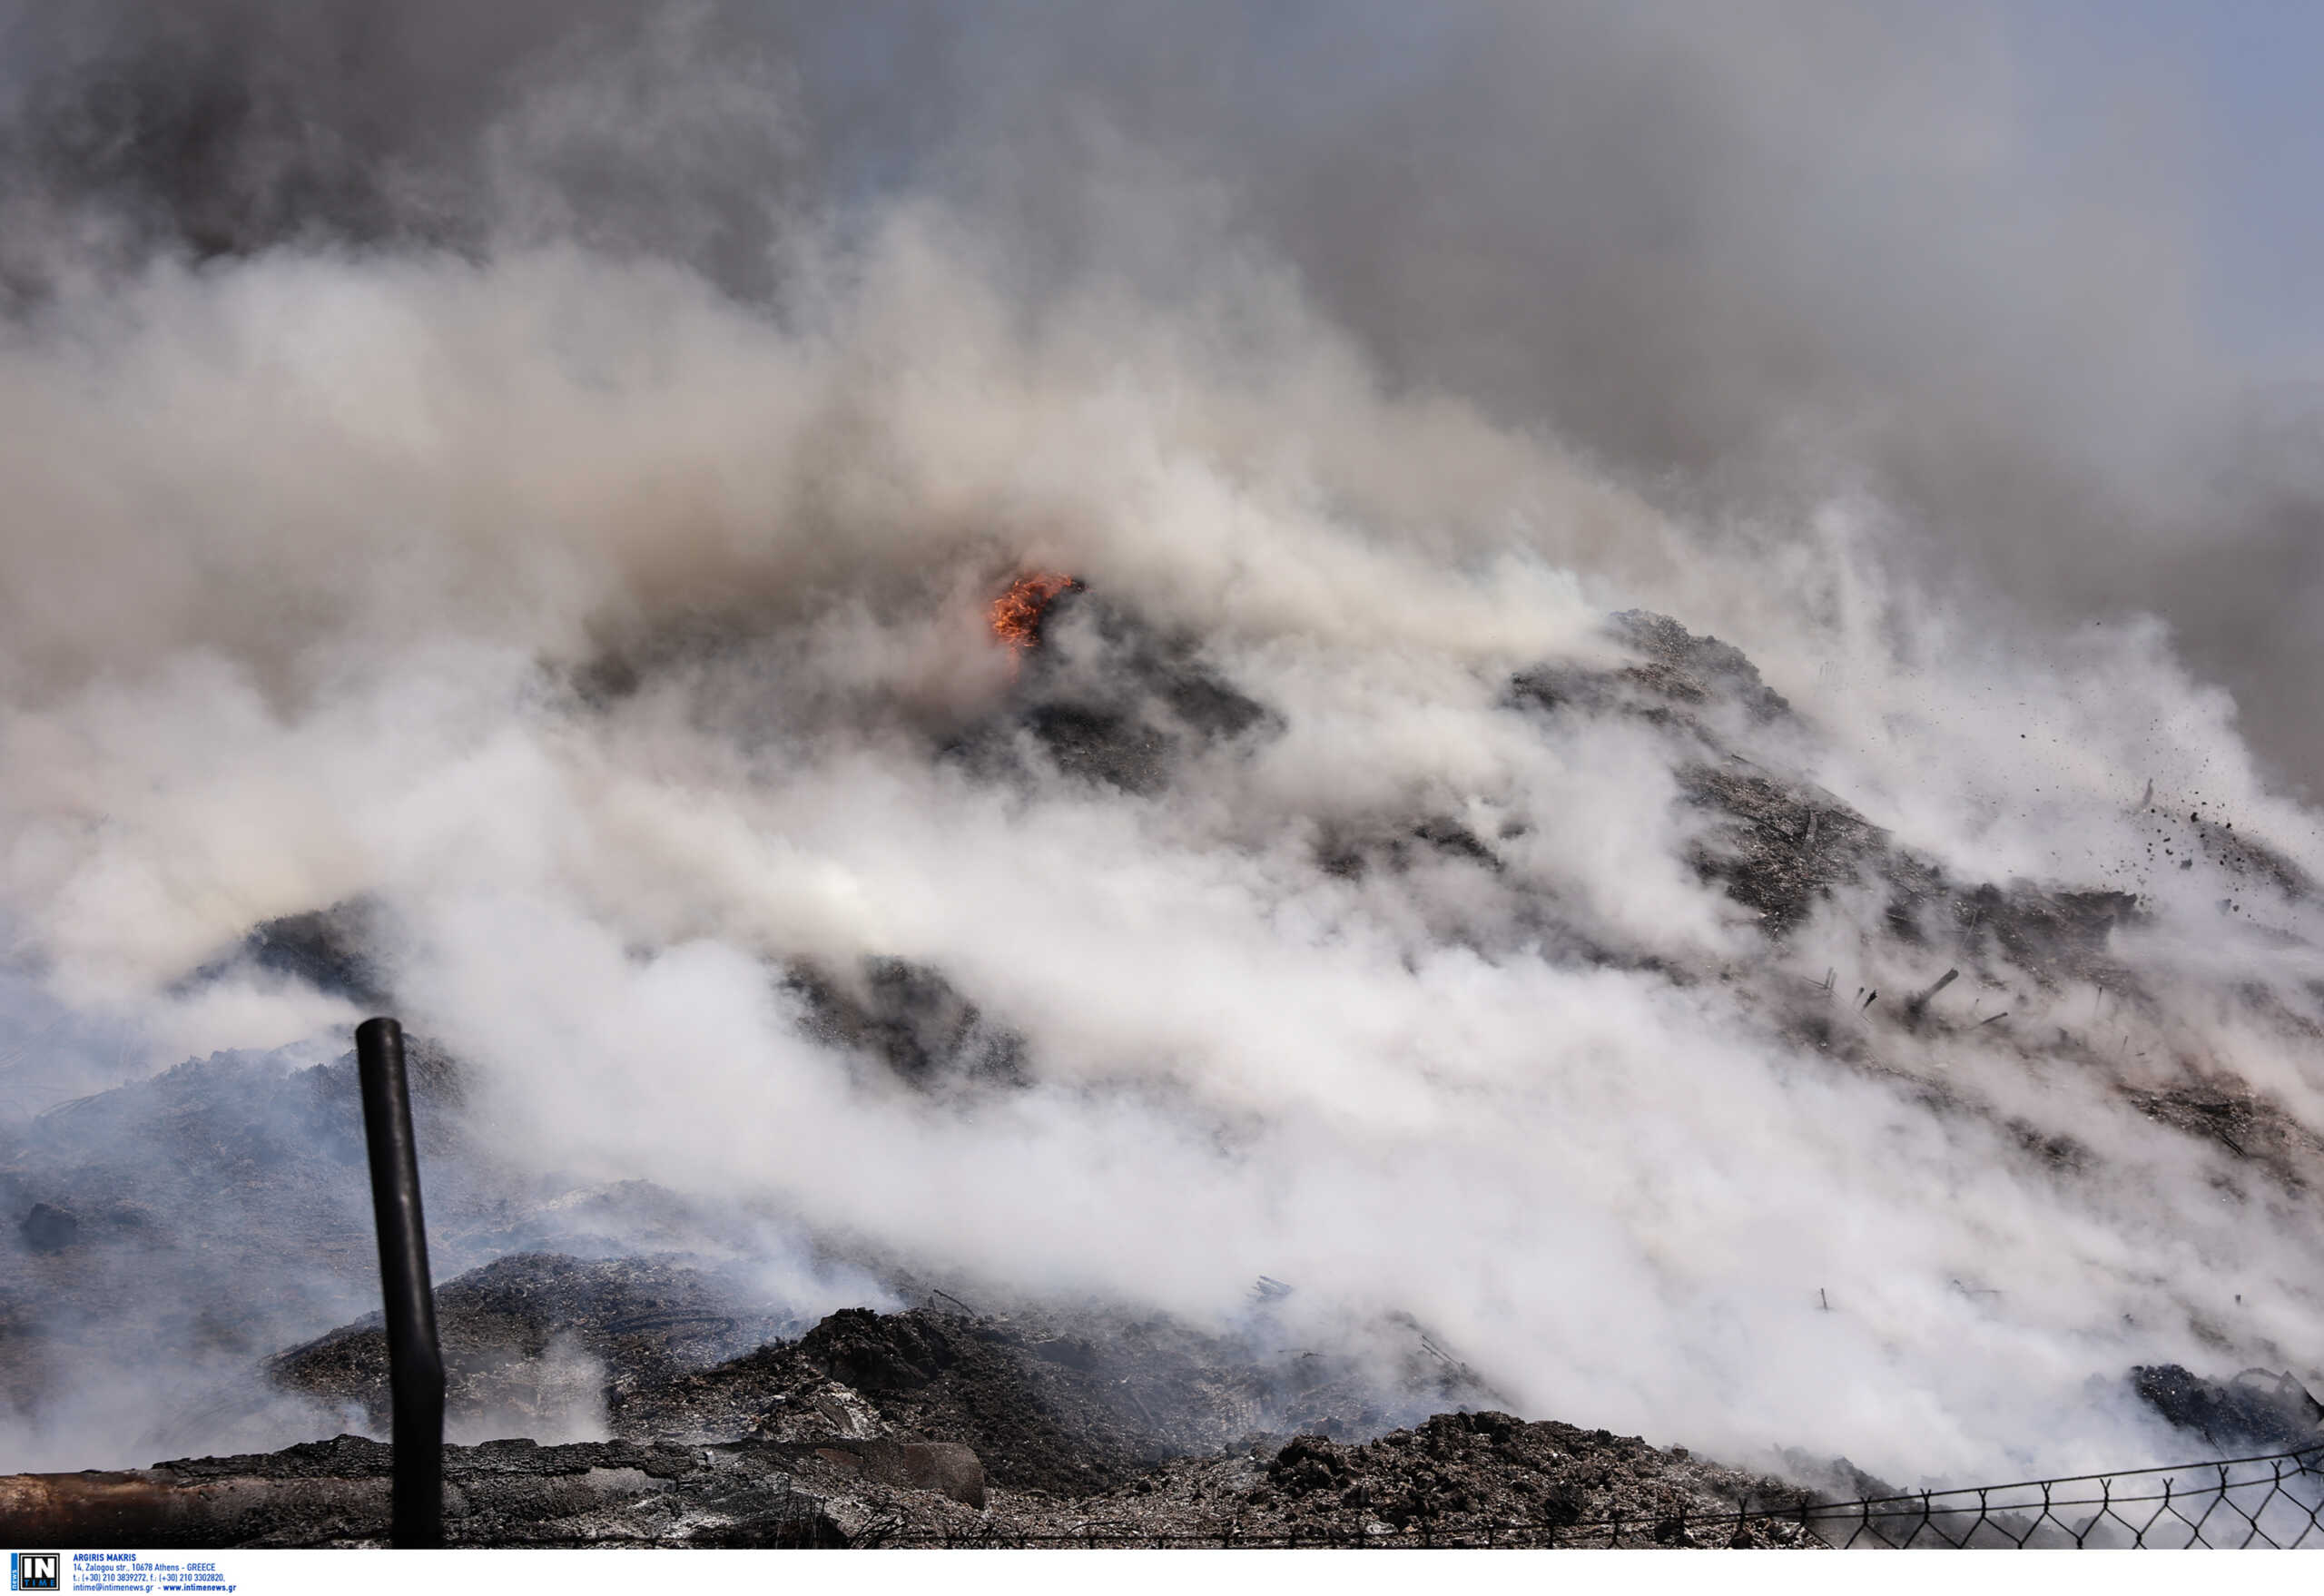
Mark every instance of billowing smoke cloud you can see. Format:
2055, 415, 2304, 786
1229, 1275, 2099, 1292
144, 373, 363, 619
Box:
1, 1, 2321, 1488
8, 1, 2317, 784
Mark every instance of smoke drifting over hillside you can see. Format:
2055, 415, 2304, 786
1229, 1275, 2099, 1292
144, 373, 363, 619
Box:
1, 2, 2320, 1488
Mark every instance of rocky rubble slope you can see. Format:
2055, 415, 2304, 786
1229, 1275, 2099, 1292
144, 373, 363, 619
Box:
12, 1266, 2314, 1548
7, 606, 2324, 1545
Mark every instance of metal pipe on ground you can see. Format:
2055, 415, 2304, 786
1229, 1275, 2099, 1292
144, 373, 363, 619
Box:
356, 1016, 444, 1549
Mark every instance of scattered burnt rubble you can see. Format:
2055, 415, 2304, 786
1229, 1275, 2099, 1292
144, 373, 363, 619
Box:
22, 1360, 2324, 1549
1029, 587, 1270, 741
783, 958, 1028, 1092
954, 584, 1271, 796
1318, 815, 1505, 882
1506, 608, 2324, 1211
623, 1308, 1174, 1495
1512, 615, 1889, 934
2121, 1083, 2324, 1195
1018, 702, 1179, 794
273, 1262, 1504, 1504
1678, 753, 2145, 987
1520, 616, 2152, 967
3, 1286, 1817, 1548
7, 1149, 2320, 1551
1615, 608, 1796, 723
1512, 609, 1790, 729
1670, 761, 1886, 934
995, 1414, 1824, 1548
6, 1404, 1828, 1549
2132, 806, 2314, 901
2132, 1365, 2324, 1455
629, 1305, 1499, 1498
1509, 611, 2299, 988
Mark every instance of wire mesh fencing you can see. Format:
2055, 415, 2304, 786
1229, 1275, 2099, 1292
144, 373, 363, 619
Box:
852, 1439, 2324, 1548
1756, 1441, 2324, 1549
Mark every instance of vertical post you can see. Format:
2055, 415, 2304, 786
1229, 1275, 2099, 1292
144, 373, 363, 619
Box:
355, 1017, 444, 1549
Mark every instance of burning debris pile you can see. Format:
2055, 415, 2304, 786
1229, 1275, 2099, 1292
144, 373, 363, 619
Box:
5, 592, 2324, 1546
988, 573, 1081, 654
955, 575, 1270, 796
8, 5, 2324, 1556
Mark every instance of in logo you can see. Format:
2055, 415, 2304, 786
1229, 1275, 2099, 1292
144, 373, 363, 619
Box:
9, 1553, 58, 1592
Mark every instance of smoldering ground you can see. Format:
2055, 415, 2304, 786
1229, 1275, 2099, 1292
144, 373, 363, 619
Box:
0, 2, 2320, 1489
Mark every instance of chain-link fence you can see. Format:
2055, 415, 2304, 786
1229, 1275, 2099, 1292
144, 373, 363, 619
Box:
854, 1440, 2324, 1548
1746, 1440, 2324, 1548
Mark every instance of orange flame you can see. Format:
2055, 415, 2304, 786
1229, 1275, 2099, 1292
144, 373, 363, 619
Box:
990, 572, 1078, 652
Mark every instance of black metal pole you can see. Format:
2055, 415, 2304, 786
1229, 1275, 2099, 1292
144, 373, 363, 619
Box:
354, 1016, 444, 1548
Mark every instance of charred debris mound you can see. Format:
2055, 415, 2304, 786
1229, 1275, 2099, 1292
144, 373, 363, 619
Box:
10, 605, 2324, 1546
18, 1250, 1825, 1549
948, 581, 1271, 797
2131, 1364, 2324, 1456
154, 602, 2320, 1158
1513, 607, 2307, 955
15, 1266, 2319, 1547
269, 1256, 1502, 1502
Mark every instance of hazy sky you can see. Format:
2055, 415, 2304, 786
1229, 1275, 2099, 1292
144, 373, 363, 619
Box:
2020, 1, 2324, 371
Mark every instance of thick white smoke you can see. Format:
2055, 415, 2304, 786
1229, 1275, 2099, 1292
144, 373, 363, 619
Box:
1, 5, 2321, 1489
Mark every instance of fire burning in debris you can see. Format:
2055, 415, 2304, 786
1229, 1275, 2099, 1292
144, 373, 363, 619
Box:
990, 572, 1079, 652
